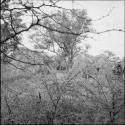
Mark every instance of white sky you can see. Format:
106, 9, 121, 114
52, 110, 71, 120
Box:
22, 0, 124, 58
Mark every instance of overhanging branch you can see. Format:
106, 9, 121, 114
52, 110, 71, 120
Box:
1, 20, 81, 44
91, 29, 125, 35
1, 51, 44, 66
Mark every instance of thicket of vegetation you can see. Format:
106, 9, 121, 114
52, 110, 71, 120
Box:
1, 0, 124, 124
1, 49, 124, 124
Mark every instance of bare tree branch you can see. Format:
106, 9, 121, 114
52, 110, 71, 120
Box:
1, 51, 44, 66
1, 19, 81, 44
7, 61, 25, 70
92, 7, 115, 21
91, 29, 125, 35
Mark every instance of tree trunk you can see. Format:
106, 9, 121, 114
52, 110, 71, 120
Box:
68, 48, 74, 69
109, 93, 116, 125
68, 56, 73, 69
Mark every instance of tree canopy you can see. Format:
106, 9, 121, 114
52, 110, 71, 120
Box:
1, 0, 124, 66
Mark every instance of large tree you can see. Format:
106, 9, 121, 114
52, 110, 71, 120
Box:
30, 9, 92, 69
1, 0, 83, 66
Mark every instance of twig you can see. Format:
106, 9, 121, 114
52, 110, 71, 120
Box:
92, 29, 125, 35
4, 96, 12, 115
7, 61, 25, 70
92, 7, 115, 21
